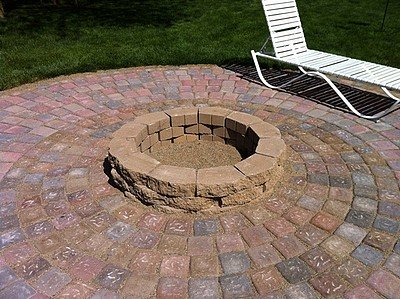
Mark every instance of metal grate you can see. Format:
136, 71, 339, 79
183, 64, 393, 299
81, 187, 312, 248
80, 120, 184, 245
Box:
223, 64, 398, 118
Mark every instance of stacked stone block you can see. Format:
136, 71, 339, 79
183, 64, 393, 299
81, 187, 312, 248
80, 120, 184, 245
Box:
108, 107, 286, 213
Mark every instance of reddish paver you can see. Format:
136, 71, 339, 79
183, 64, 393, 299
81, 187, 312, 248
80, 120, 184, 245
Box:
251, 267, 286, 294
300, 247, 333, 273
248, 244, 282, 268
137, 212, 167, 232
58, 282, 95, 298
241, 225, 274, 247
264, 218, 296, 237
129, 251, 161, 275
2, 242, 37, 265
160, 256, 190, 278
272, 234, 307, 259
187, 236, 214, 256
0, 65, 399, 298
216, 233, 245, 253
165, 218, 192, 236
16, 257, 51, 280
367, 270, 400, 299
220, 213, 248, 233
284, 206, 314, 226
310, 272, 347, 297
344, 285, 382, 299
311, 212, 341, 233
69, 256, 106, 282
157, 277, 188, 299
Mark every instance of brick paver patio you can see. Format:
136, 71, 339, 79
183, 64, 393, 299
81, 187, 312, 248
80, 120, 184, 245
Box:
0, 65, 399, 298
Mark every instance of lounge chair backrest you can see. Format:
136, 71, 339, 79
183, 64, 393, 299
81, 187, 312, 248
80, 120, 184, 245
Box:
261, 0, 308, 59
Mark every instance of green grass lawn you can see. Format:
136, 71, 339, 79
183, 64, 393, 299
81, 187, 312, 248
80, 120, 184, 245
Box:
0, 0, 399, 90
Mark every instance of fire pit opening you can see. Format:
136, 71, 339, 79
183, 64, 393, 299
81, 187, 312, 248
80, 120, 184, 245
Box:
107, 107, 286, 213
149, 140, 243, 169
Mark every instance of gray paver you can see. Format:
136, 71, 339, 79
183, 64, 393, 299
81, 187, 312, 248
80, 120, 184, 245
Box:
276, 257, 313, 283
219, 252, 251, 275
394, 241, 400, 254
335, 222, 367, 245
373, 216, 400, 234
351, 173, 375, 187
35, 267, 72, 296
284, 282, 318, 299
352, 197, 378, 213
378, 202, 400, 218
105, 221, 135, 242
0, 267, 17, 290
351, 245, 384, 266
219, 274, 254, 299
385, 254, 400, 277
189, 278, 220, 299
345, 209, 374, 228
0, 281, 36, 299
96, 264, 131, 290
194, 219, 219, 236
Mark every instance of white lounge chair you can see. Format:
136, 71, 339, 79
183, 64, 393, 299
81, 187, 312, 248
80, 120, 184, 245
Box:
251, 0, 400, 120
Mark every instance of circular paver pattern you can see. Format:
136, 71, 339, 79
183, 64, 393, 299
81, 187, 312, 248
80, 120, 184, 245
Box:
0, 65, 399, 298
108, 107, 285, 213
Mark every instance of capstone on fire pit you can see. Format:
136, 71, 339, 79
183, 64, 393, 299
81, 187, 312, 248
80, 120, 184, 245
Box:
107, 107, 286, 213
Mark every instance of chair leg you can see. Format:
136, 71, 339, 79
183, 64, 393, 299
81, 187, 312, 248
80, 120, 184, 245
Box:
297, 67, 400, 120
251, 50, 308, 89
381, 86, 400, 102
251, 50, 399, 120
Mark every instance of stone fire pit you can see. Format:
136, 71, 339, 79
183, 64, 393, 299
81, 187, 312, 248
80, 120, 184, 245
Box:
107, 107, 286, 213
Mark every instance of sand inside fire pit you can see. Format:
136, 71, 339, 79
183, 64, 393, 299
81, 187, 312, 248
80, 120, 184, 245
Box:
149, 140, 242, 169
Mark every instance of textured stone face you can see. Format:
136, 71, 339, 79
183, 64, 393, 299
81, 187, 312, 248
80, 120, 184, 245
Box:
235, 154, 278, 186
196, 166, 247, 197
108, 107, 285, 212
148, 165, 197, 197
256, 138, 286, 158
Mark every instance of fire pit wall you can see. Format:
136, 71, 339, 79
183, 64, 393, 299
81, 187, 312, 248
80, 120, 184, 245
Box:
108, 107, 286, 213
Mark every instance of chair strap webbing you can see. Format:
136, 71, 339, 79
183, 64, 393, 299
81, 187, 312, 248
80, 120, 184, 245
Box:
261, 0, 308, 58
